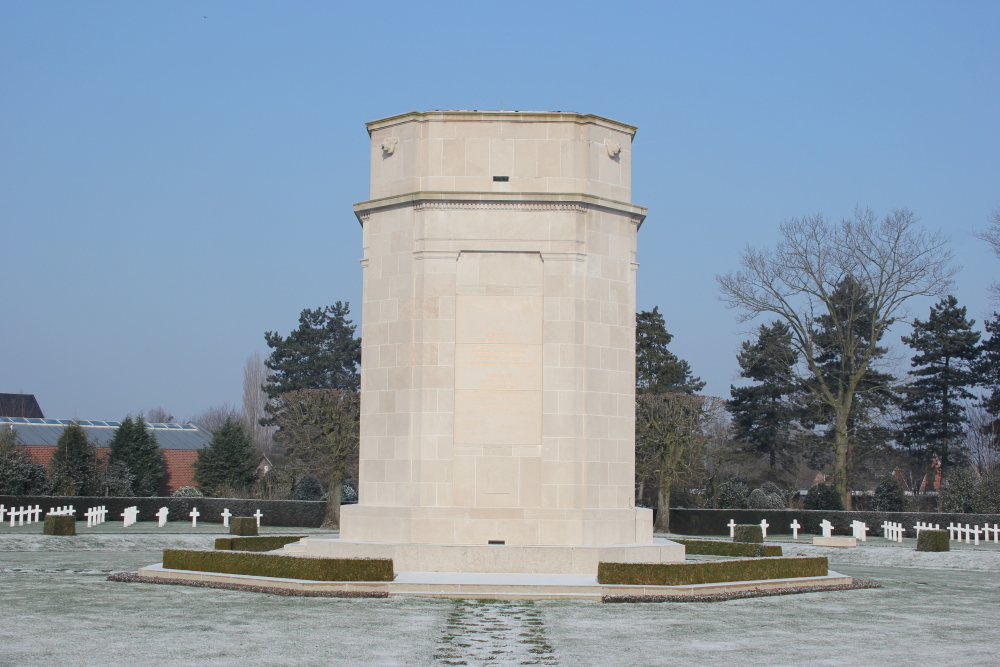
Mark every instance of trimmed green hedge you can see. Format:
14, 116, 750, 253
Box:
43, 515, 75, 536
162, 549, 394, 582
676, 539, 782, 558
597, 556, 828, 586
916, 529, 950, 552
215, 536, 305, 552
733, 525, 763, 543
230, 517, 258, 536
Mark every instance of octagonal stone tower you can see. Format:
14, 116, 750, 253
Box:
338, 110, 654, 551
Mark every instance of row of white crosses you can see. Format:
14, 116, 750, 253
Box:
47, 505, 75, 516
84, 506, 108, 527
121, 506, 139, 528
3, 505, 42, 526
155, 507, 264, 528
948, 522, 1000, 545
882, 521, 905, 542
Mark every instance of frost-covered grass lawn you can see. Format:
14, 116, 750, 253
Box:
2, 524, 998, 666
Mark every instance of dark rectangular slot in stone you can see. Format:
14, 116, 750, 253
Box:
488, 540, 505, 545
492, 176, 509, 182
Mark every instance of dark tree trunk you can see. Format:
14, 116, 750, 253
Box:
323, 469, 343, 530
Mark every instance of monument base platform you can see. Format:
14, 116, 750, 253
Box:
813, 537, 858, 548
134, 564, 854, 601
284, 536, 685, 575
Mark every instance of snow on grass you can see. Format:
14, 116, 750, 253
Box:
2, 528, 999, 666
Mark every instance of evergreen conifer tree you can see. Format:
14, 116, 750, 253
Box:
636, 307, 705, 394
727, 321, 800, 470
264, 302, 361, 399
900, 295, 980, 468
48, 422, 100, 496
193, 417, 258, 496
107, 415, 164, 496
975, 313, 1000, 418
0, 428, 49, 495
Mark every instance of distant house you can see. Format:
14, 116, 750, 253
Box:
1, 416, 212, 495
256, 455, 273, 478
0, 393, 45, 419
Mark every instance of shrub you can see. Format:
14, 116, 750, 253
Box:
162, 549, 393, 581
916, 529, 950, 552
193, 418, 258, 496
717, 481, 748, 509
215, 536, 304, 551
173, 486, 204, 498
874, 476, 906, 512
294, 475, 324, 501
939, 468, 978, 513
675, 539, 782, 558
975, 472, 1000, 514
733, 524, 763, 543
748, 487, 786, 509
597, 557, 828, 586
230, 517, 258, 536
43, 515, 76, 536
804, 484, 844, 510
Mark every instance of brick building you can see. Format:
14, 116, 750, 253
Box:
2, 416, 213, 495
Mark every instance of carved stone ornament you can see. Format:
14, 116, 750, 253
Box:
381, 136, 399, 156
605, 138, 621, 158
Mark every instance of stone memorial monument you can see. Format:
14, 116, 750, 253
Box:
298, 110, 683, 573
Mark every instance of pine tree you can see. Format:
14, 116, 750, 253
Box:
900, 295, 980, 468
193, 417, 258, 496
976, 313, 1000, 418
636, 307, 705, 394
0, 428, 49, 495
264, 302, 361, 399
107, 415, 164, 496
727, 321, 800, 470
48, 422, 100, 496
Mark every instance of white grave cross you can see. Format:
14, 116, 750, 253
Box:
820, 519, 834, 538
851, 520, 869, 541
221, 508, 232, 528
85, 507, 99, 527
759, 519, 769, 538
971, 525, 982, 546
189, 507, 200, 527
156, 507, 169, 527
30, 506, 42, 523
253, 509, 263, 528
790, 519, 801, 540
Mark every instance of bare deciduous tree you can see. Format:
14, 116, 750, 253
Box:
718, 208, 955, 508
271, 388, 360, 529
964, 402, 1000, 474
190, 403, 242, 435
636, 393, 723, 531
973, 206, 1000, 301
242, 351, 276, 455
144, 407, 174, 424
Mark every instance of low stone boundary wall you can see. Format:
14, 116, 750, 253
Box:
669, 508, 1000, 539
0, 496, 328, 528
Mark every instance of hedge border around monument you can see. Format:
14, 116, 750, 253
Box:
916, 529, 950, 552
668, 508, 1000, 539
43, 515, 76, 536
162, 549, 394, 581
675, 539, 782, 558
597, 556, 828, 586
215, 536, 305, 552
0, 495, 329, 528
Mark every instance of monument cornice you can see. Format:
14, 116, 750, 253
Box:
365, 110, 638, 137
353, 191, 647, 228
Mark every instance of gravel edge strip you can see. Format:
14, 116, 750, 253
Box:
602, 579, 881, 603
107, 572, 388, 598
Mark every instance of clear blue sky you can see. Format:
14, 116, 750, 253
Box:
2, 2, 998, 420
